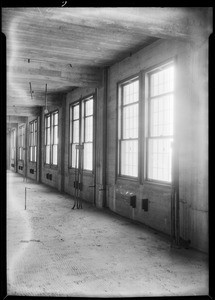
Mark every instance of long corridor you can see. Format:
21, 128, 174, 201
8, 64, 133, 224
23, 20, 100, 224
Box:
7, 171, 208, 297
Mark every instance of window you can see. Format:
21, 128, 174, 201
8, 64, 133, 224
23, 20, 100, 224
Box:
69, 95, 94, 171
118, 77, 139, 178
45, 111, 58, 165
29, 119, 37, 162
18, 124, 25, 160
82, 97, 93, 171
69, 103, 80, 168
147, 63, 174, 183
11, 128, 16, 160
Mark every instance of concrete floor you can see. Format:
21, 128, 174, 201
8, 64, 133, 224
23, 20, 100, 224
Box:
7, 171, 208, 297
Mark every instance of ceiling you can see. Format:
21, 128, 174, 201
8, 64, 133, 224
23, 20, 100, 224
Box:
2, 7, 212, 119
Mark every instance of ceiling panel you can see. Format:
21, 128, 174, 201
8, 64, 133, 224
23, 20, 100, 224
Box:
3, 7, 212, 120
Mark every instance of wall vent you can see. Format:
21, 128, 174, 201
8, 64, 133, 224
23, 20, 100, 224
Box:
30, 169, 34, 174
46, 173, 52, 180
142, 199, 148, 211
130, 195, 136, 208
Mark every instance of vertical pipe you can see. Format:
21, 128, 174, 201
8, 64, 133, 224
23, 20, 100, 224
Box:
25, 121, 28, 182
39, 107, 43, 183
60, 94, 66, 192
102, 67, 108, 207
93, 88, 98, 206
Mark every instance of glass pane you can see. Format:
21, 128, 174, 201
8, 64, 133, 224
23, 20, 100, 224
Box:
46, 116, 50, 127
35, 121, 37, 131
34, 146, 37, 162
85, 116, 93, 142
34, 130, 37, 146
121, 140, 138, 177
72, 144, 79, 168
30, 147, 33, 161
19, 147, 22, 160
150, 65, 174, 97
73, 120, 79, 143
46, 128, 50, 145
53, 126, 58, 144
148, 138, 172, 182
123, 80, 139, 105
46, 145, 50, 164
85, 99, 93, 116
52, 145, 58, 165
53, 112, 58, 125
150, 94, 173, 136
73, 105, 79, 120
123, 103, 138, 139
83, 143, 93, 170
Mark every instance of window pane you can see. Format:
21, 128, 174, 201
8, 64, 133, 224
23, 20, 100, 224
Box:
53, 112, 58, 125
46, 128, 50, 145
123, 80, 139, 105
150, 94, 173, 136
85, 99, 93, 116
150, 66, 174, 97
34, 146, 37, 162
46, 145, 50, 164
148, 138, 172, 182
53, 126, 58, 144
73, 105, 79, 120
123, 103, 138, 139
73, 120, 79, 143
19, 147, 22, 160
30, 147, 33, 161
46, 116, 50, 127
121, 140, 138, 177
83, 143, 93, 170
72, 144, 79, 168
34, 130, 37, 146
85, 116, 93, 142
52, 145, 58, 165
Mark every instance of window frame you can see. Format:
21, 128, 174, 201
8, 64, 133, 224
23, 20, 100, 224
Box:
145, 61, 174, 184
29, 119, 38, 163
116, 60, 175, 185
69, 101, 80, 169
18, 124, 25, 161
11, 128, 16, 161
117, 75, 140, 180
44, 110, 59, 166
69, 94, 95, 173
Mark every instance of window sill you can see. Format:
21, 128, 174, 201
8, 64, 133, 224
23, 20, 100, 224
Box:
143, 180, 172, 190
68, 167, 93, 176
44, 164, 58, 170
117, 175, 139, 183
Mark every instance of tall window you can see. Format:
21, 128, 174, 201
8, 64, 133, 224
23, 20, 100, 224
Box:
70, 103, 80, 168
82, 97, 93, 171
29, 119, 37, 162
18, 124, 25, 160
69, 96, 94, 171
118, 77, 139, 177
11, 128, 16, 160
45, 111, 58, 165
147, 63, 174, 183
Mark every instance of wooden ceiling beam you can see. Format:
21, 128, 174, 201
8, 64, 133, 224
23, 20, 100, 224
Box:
8, 65, 102, 88
3, 7, 212, 41
7, 106, 41, 117
7, 93, 64, 108
7, 116, 28, 123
